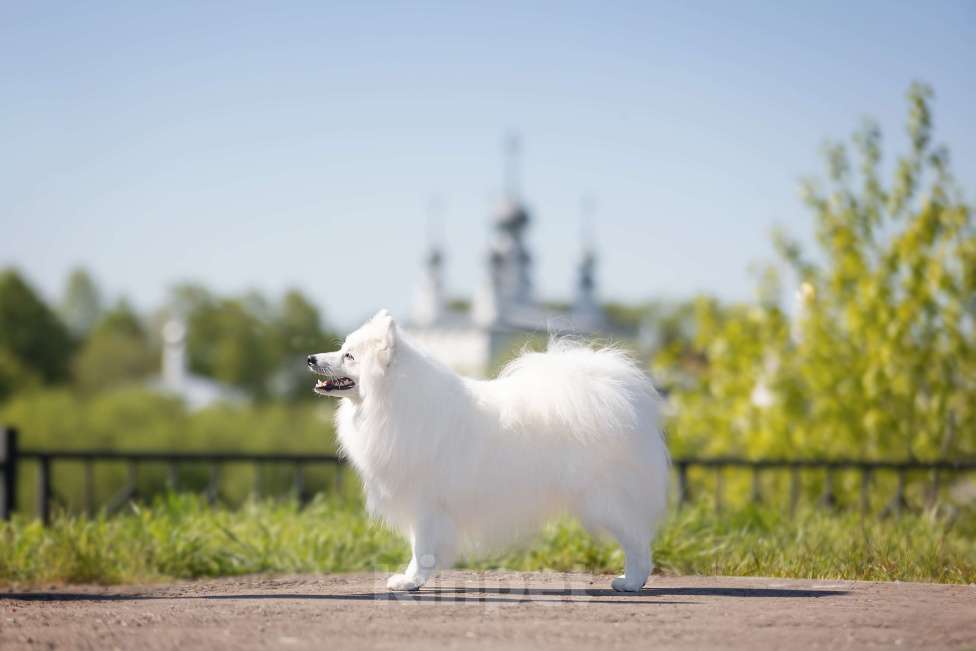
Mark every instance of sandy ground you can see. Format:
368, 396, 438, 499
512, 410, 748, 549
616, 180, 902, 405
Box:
2, 571, 975, 650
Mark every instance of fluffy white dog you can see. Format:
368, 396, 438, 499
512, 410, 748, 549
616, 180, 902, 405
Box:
307, 309, 669, 592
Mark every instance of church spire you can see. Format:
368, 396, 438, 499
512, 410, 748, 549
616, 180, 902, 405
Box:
504, 130, 521, 200
488, 131, 533, 308
411, 197, 446, 326
572, 196, 604, 330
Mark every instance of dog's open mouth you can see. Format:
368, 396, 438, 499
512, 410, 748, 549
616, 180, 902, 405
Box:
314, 377, 356, 392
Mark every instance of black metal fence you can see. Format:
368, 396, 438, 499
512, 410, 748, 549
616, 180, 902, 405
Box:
3, 426, 976, 524
672, 456, 976, 517
0, 427, 344, 524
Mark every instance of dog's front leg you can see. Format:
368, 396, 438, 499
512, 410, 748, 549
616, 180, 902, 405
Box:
386, 513, 456, 591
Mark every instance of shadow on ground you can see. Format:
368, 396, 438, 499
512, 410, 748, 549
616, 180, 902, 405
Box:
1, 585, 847, 606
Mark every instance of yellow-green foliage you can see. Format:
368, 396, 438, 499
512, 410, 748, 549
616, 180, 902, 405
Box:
1, 496, 973, 585
661, 83, 975, 461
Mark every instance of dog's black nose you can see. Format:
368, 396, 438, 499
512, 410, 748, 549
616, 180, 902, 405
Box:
306, 355, 315, 366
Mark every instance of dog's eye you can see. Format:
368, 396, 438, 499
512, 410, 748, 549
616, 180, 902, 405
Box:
344, 353, 354, 362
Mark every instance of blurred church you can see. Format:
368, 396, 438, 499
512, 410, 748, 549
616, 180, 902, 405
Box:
148, 319, 247, 410
403, 136, 612, 377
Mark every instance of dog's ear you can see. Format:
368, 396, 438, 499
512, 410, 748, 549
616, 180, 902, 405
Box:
371, 309, 396, 369
371, 308, 393, 324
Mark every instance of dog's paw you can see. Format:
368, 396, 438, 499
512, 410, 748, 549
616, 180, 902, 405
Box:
611, 576, 645, 593
386, 573, 424, 591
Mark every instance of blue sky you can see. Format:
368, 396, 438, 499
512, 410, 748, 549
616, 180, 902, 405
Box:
2, 1, 974, 329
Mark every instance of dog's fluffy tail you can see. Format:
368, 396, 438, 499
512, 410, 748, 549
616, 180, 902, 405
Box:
492, 337, 670, 541
497, 337, 666, 448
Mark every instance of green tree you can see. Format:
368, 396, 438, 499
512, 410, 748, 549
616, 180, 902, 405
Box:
276, 290, 335, 355
269, 290, 337, 399
73, 300, 157, 393
184, 296, 276, 398
665, 83, 975, 461
60, 268, 103, 338
0, 348, 40, 401
0, 269, 73, 386
167, 283, 213, 319
163, 284, 336, 400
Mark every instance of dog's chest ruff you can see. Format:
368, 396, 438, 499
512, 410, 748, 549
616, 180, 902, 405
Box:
335, 404, 405, 484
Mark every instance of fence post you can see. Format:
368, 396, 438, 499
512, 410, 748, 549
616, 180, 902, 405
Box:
750, 465, 762, 504
883, 469, 908, 518
819, 468, 837, 509
926, 468, 940, 509
676, 462, 690, 507
207, 464, 220, 505
789, 467, 800, 517
293, 463, 307, 506
1, 427, 19, 520
167, 461, 179, 492
84, 461, 95, 518
859, 467, 872, 515
713, 466, 723, 514
37, 455, 52, 525
252, 464, 262, 499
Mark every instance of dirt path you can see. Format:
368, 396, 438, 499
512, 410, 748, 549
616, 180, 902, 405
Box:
2, 571, 975, 650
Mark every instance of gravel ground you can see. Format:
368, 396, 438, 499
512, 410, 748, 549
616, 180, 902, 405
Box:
2, 571, 975, 650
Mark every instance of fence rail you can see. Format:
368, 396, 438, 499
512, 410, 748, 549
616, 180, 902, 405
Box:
1, 427, 345, 523
671, 457, 976, 517
3, 426, 976, 524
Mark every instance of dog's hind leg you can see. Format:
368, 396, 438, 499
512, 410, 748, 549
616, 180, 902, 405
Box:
609, 526, 652, 593
386, 512, 457, 591
581, 498, 652, 592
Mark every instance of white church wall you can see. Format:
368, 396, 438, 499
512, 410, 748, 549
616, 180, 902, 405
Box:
403, 327, 495, 378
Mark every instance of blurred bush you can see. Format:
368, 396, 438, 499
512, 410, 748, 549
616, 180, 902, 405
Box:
660, 83, 975, 462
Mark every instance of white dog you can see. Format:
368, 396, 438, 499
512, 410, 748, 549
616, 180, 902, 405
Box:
307, 309, 669, 592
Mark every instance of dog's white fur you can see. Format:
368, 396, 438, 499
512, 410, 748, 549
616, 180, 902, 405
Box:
307, 309, 669, 592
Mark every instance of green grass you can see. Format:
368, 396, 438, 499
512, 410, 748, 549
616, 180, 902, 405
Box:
2, 495, 974, 586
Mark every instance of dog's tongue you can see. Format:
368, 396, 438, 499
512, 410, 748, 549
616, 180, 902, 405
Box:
314, 377, 354, 392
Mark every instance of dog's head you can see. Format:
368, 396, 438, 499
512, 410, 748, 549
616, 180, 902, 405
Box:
306, 309, 396, 400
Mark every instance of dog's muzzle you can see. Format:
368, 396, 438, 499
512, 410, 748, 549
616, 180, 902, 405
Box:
307, 356, 356, 394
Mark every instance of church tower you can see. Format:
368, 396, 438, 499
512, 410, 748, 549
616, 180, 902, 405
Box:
161, 318, 188, 391
475, 132, 533, 324
403, 138, 616, 378
412, 244, 445, 327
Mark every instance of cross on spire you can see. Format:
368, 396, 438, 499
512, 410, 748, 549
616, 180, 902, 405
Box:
504, 131, 521, 200
425, 195, 444, 265
580, 195, 596, 250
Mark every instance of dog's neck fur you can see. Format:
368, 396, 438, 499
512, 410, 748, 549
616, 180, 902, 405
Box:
335, 333, 470, 505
